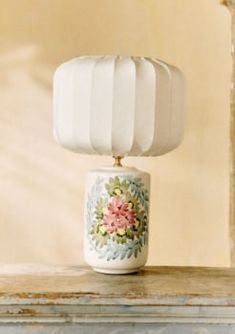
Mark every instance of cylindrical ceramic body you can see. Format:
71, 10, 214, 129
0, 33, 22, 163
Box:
84, 166, 150, 274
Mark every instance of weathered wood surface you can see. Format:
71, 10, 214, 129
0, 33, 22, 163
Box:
0, 265, 234, 333
0, 265, 234, 325
0, 265, 235, 303
0, 324, 235, 334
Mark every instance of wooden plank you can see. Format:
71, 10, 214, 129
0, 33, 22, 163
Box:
0, 265, 234, 324
0, 265, 235, 302
0, 323, 234, 334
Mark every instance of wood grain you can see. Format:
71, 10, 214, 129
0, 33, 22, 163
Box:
0, 265, 234, 325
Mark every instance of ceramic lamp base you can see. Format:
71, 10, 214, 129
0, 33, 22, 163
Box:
84, 166, 150, 275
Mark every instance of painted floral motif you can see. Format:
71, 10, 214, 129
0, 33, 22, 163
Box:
87, 176, 149, 261
103, 195, 136, 233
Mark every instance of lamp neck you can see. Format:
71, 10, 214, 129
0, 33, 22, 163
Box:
113, 156, 123, 167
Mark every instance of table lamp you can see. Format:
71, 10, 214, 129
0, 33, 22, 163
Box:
53, 56, 185, 274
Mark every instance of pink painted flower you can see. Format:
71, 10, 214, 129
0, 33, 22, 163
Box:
103, 195, 136, 233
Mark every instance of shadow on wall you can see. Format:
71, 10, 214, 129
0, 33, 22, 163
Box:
0, 0, 156, 264
0, 0, 155, 87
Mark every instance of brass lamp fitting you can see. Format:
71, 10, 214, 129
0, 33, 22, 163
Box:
113, 156, 123, 167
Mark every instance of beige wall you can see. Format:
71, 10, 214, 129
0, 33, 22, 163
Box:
0, 0, 231, 266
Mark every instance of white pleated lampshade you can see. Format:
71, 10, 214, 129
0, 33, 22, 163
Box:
53, 56, 185, 156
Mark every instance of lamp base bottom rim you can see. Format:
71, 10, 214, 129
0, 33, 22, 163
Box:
92, 267, 141, 275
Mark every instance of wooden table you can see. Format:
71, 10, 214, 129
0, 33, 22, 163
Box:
0, 265, 235, 333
